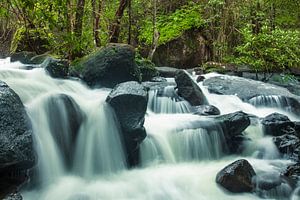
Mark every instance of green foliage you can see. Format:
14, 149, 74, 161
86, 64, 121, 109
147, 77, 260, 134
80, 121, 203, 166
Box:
233, 25, 300, 72
139, 2, 205, 45
135, 55, 158, 81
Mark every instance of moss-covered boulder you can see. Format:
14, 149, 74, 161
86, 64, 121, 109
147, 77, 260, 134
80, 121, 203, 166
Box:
80, 44, 141, 88
135, 58, 159, 81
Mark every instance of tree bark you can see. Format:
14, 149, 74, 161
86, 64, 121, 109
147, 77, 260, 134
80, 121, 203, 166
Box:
148, 0, 159, 61
109, 0, 128, 43
74, 0, 85, 38
92, 0, 102, 47
127, 0, 132, 44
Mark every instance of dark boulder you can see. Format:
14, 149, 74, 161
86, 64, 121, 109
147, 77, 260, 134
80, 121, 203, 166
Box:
175, 70, 208, 106
216, 159, 256, 193
196, 75, 205, 83
214, 111, 251, 153
44, 58, 69, 78
193, 105, 220, 116
45, 94, 84, 168
0, 81, 35, 197
262, 113, 295, 136
106, 81, 148, 167
273, 134, 300, 161
215, 111, 250, 137
81, 44, 141, 88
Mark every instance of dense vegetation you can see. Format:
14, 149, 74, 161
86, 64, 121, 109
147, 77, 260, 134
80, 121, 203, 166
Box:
0, 0, 299, 72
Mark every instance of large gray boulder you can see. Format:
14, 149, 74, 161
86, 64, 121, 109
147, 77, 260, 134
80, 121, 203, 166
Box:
106, 81, 148, 167
216, 159, 256, 193
175, 70, 208, 106
0, 81, 35, 198
203, 75, 299, 101
81, 44, 141, 88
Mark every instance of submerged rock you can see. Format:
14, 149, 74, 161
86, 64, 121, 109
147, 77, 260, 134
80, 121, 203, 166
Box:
81, 44, 141, 88
262, 113, 294, 136
282, 163, 300, 188
216, 159, 256, 193
175, 70, 208, 106
46, 94, 84, 168
0, 81, 35, 197
3, 192, 22, 200
106, 81, 148, 167
193, 105, 220, 116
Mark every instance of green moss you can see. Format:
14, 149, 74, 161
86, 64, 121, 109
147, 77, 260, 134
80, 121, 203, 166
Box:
136, 57, 159, 81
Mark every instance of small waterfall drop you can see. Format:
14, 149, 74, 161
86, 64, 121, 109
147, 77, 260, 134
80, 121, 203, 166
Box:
147, 86, 192, 113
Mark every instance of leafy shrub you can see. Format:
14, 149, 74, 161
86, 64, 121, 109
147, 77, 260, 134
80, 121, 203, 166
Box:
233, 25, 300, 72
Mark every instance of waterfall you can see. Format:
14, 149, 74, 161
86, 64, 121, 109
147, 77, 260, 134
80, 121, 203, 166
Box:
147, 86, 192, 113
141, 114, 226, 166
0, 59, 298, 200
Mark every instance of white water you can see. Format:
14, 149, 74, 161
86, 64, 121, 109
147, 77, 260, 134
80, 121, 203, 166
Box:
0, 59, 299, 199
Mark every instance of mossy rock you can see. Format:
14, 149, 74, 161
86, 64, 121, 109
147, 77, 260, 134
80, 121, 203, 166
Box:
136, 58, 159, 81
79, 44, 141, 88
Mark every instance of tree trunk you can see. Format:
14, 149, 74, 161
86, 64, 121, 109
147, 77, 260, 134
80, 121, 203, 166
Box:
92, 0, 102, 47
109, 0, 128, 43
148, 0, 159, 61
127, 0, 132, 44
74, 0, 85, 38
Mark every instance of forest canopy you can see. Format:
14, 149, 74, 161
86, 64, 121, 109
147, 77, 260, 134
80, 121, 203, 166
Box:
0, 0, 299, 71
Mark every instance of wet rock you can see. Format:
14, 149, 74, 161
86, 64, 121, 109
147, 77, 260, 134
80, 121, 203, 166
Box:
214, 111, 251, 153
216, 159, 256, 193
156, 66, 178, 78
203, 75, 299, 102
254, 172, 293, 199
46, 94, 84, 168
106, 81, 148, 167
262, 113, 295, 136
215, 111, 250, 137
3, 192, 22, 200
196, 75, 205, 83
44, 58, 69, 78
175, 70, 208, 106
273, 134, 300, 161
81, 44, 141, 88
10, 51, 36, 64
193, 105, 220, 116
0, 81, 35, 197
282, 162, 300, 188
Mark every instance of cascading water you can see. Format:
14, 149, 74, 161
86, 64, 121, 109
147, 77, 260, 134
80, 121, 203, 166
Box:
147, 85, 192, 113
0, 58, 299, 199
